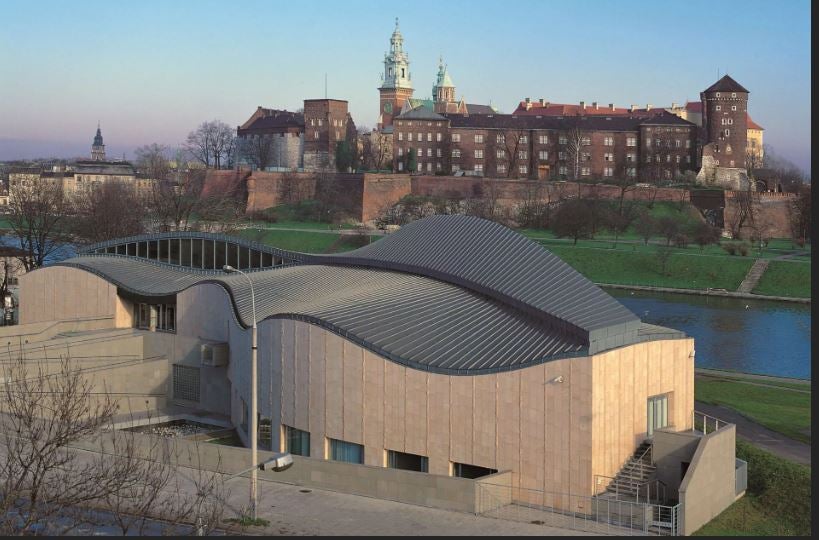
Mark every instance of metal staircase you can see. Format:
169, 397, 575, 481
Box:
606, 441, 658, 501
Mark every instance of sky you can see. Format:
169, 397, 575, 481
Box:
0, 0, 811, 172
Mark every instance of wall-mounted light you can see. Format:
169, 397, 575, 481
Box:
552, 375, 564, 384
689, 349, 696, 358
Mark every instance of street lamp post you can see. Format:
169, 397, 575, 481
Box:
222, 265, 258, 520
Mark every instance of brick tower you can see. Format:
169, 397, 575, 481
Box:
377, 18, 413, 130
696, 75, 751, 190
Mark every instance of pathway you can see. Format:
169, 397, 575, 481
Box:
736, 259, 770, 293
694, 401, 811, 466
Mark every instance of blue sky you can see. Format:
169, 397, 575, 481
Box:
0, 0, 811, 171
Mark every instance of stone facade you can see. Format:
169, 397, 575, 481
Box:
303, 99, 356, 171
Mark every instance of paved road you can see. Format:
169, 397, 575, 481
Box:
694, 401, 811, 466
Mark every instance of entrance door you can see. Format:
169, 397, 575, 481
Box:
647, 394, 669, 438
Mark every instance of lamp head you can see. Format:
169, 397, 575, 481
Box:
222, 265, 236, 273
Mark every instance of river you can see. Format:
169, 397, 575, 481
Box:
607, 288, 811, 380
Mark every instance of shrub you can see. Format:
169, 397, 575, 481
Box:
738, 243, 749, 256
673, 233, 689, 248
722, 243, 737, 256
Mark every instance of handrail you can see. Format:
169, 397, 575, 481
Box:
693, 410, 732, 435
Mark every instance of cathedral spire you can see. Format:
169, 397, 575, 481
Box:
91, 123, 105, 161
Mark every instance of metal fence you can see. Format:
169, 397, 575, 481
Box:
476, 482, 681, 536
735, 458, 748, 496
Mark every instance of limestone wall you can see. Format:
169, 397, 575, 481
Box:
723, 190, 795, 239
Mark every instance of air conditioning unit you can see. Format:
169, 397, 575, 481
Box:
200, 342, 229, 367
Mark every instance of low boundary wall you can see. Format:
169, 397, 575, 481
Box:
75, 430, 512, 514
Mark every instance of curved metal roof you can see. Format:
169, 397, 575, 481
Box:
72, 215, 641, 357
56, 255, 585, 375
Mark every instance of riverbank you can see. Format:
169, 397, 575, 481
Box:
600, 282, 810, 303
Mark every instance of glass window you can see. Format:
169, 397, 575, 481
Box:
192, 239, 203, 268
169, 239, 180, 265
387, 450, 428, 472
328, 438, 363, 464
227, 243, 239, 268
262, 252, 274, 268
149, 240, 159, 260
159, 239, 169, 262
251, 249, 262, 269
284, 425, 310, 457
138, 241, 148, 258
452, 133, 460, 143
452, 462, 497, 479
116, 244, 126, 255
204, 240, 216, 269
180, 239, 191, 267
647, 394, 669, 437
126, 243, 136, 256
239, 247, 250, 269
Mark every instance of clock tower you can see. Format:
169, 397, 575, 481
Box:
378, 18, 413, 130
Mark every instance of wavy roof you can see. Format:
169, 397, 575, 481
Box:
66, 215, 652, 371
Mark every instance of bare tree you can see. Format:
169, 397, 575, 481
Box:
0, 354, 228, 536
146, 168, 206, 232
7, 181, 70, 271
70, 182, 147, 245
494, 130, 529, 179
563, 126, 588, 180
552, 199, 593, 245
185, 121, 236, 169
134, 143, 172, 180
788, 184, 811, 246
726, 190, 757, 240
238, 135, 275, 171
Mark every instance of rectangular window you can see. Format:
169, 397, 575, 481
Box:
398, 132, 403, 141
417, 132, 422, 142
666, 154, 671, 163
558, 165, 568, 175
452, 462, 497, 479
655, 138, 661, 147
519, 135, 528, 144
474, 149, 484, 159
559, 135, 568, 145
518, 165, 527, 174
397, 147, 403, 157
452, 133, 461, 142
436, 132, 441, 142
436, 162, 441, 170
646, 138, 651, 147
436, 148, 441, 158
538, 150, 548, 160
426, 162, 432, 172
685, 156, 691, 163
388, 450, 428, 473
496, 149, 505, 159
452, 149, 461, 158
497, 164, 506, 174
604, 153, 614, 162
474, 134, 484, 143
284, 425, 310, 456
427, 148, 432, 157
538, 134, 549, 144
627, 167, 637, 177
407, 133, 413, 142
604, 136, 614, 146
604, 167, 614, 177
581, 137, 591, 146
676, 155, 681, 163
581, 167, 591, 176
173, 364, 200, 402
626, 153, 636, 163
496, 133, 505, 144
474, 164, 483, 173
558, 151, 566, 160
329, 438, 364, 464
581, 152, 591, 162
675, 139, 681, 148
518, 150, 527, 160
427, 132, 432, 142
451, 163, 460, 171
685, 139, 691, 149
398, 161, 403, 171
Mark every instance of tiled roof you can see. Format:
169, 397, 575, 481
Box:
703, 75, 749, 94
239, 110, 304, 132
513, 102, 656, 117
446, 111, 694, 131
747, 115, 764, 130
396, 105, 448, 120
466, 103, 498, 114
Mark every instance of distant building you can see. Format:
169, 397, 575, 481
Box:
236, 108, 304, 170
8, 125, 156, 199
303, 99, 357, 171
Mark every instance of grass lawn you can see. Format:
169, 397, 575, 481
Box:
547, 245, 753, 290
693, 440, 810, 536
236, 228, 376, 254
752, 260, 811, 298
694, 377, 811, 443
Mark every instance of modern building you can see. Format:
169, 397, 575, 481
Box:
14, 215, 743, 534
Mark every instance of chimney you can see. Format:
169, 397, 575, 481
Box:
671, 102, 678, 109
544, 101, 550, 108
630, 105, 637, 112
609, 103, 615, 110
646, 104, 652, 111
580, 101, 585, 109
526, 102, 532, 110
593, 102, 598, 110
525, 97, 531, 103
539, 98, 545, 105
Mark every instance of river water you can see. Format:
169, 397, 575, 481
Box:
607, 288, 811, 380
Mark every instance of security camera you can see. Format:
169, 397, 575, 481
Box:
259, 452, 294, 472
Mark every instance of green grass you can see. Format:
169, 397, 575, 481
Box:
694, 378, 811, 443
693, 441, 810, 536
223, 516, 271, 527
752, 260, 811, 298
548, 245, 753, 290
236, 228, 376, 254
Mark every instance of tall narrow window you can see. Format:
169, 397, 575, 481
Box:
284, 425, 310, 457
647, 394, 669, 437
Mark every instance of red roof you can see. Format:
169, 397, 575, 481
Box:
747, 115, 764, 130
685, 101, 703, 113
513, 101, 656, 117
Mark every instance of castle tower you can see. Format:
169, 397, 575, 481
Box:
91, 123, 106, 161
700, 75, 748, 170
432, 56, 455, 104
377, 18, 413, 130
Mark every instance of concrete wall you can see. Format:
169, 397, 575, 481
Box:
18, 266, 123, 325
591, 338, 694, 489
75, 430, 513, 514
652, 428, 701, 500
679, 425, 737, 535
